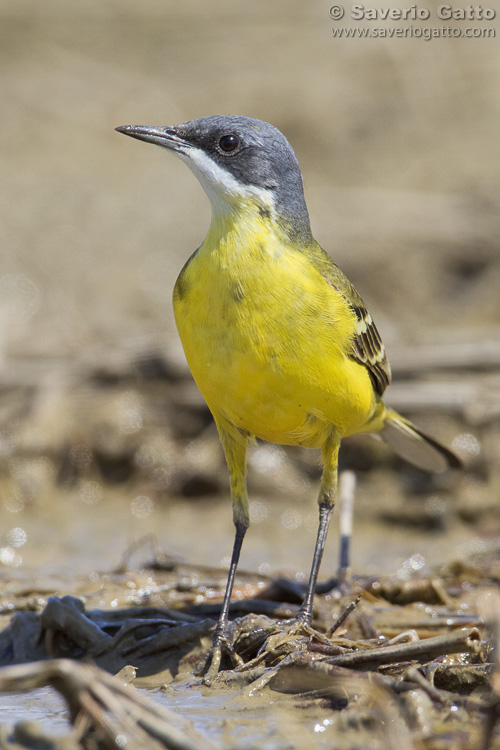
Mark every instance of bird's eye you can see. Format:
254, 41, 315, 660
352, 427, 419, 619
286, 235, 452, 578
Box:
219, 134, 240, 152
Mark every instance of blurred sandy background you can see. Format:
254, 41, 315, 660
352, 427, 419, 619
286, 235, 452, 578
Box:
1, 0, 499, 579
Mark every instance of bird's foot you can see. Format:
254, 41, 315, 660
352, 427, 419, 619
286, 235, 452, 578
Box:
256, 608, 329, 661
198, 611, 330, 682
217, 609, 330, 673
198, 624, 245, 685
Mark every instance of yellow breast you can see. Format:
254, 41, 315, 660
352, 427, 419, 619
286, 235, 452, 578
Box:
173, 210, 375, 448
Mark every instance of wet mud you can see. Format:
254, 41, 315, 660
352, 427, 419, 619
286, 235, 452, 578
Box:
2, 543, 500, 748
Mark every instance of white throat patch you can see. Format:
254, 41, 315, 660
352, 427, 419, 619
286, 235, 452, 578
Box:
176, 146, 274, 217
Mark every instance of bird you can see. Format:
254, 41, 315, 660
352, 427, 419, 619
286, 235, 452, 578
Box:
116, 116, 461, 678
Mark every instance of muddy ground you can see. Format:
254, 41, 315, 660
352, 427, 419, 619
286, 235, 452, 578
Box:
1, 1, 500, 748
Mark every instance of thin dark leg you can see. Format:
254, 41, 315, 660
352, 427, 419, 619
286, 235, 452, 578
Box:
204, 424, 249, 681
203, 521, 247, 681
295, 500, 334, 623
295, 431, 340, 624
214, 520, 247, 640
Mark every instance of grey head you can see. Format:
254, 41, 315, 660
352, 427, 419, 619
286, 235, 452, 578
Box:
116, 115, 312, 242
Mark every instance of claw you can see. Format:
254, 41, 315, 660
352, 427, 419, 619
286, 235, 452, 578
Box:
202, 644, 223, 685
201, 629, 245, 684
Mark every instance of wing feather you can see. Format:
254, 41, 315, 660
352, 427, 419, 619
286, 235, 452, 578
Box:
306, 243, 391, 397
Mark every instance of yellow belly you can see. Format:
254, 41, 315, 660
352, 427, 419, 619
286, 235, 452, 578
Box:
173, 225, 376, 449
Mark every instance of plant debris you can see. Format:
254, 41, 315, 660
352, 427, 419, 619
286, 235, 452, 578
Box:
1, 551, 500, 749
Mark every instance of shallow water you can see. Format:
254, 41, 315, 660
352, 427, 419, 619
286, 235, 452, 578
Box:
0, 690, 69, 733
0, 683, 353, 749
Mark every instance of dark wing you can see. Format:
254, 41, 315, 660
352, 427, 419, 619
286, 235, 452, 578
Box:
348, 295, 391, 396
307, 243, 392, 397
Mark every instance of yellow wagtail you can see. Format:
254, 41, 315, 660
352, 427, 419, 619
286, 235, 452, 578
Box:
116, 116, 461, 677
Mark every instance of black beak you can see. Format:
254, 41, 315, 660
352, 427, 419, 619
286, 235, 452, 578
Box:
115, 125, 189, 151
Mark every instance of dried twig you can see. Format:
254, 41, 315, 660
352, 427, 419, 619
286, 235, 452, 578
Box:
326, 593, 363, 637
326, 627, 481, 670
0, 659, 219, 750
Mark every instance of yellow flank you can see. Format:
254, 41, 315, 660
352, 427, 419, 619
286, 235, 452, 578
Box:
173, 199, 377, 450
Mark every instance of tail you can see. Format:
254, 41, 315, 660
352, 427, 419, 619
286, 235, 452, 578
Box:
380, 408, 462, 473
